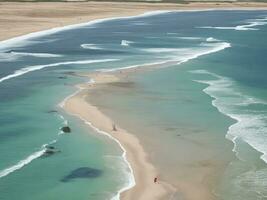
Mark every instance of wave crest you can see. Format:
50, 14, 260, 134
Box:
191, 70, 267, 163
80, 44, 103, 50
0, 59, 118, 83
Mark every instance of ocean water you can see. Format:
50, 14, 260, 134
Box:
0, 10, 267, 200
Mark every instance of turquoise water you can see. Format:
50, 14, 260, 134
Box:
0, 10, 267, 200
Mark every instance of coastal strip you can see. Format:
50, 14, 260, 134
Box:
1, 1, 267, 41
1, 2, 267, 199
62, 73, 176, 200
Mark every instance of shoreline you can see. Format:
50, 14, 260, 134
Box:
62, 73, 176, 199
0, 2, 266, 199
1, 2, 267, 42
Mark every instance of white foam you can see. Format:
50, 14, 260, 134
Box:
166, 32, 178, 35
199, 26, 240, 30
58, 79, 95, 108
0, 51, 61, 62
0, 149, 45, 178
198, 16, 267, 31
10, 51, 62, 58
0, 59, 118, 83
0, 52, 19, 62
206, 37, 220, 42
85, 117, 135, 200
234, 168, 267, 196
60, 87, 135, 200
101, 42, 230, 72
132, 22, 149, 26
177, 42, 231, 64
176, 36, 202, 40
120, 40, 133, 47
80, 44, 103, 50
191, 70, 267, 163
0, 139, 57, 178
142, 48, 178, 53
0, 10, 175, 52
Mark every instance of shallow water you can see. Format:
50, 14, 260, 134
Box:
0, 10, 267, 200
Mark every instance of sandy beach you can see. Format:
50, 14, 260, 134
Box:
63, 68, 222, 200
1, 2, 267, 200
1, 1, 267, 41
63, 72, 176, 199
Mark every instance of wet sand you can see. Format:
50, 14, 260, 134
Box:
63, 66, 231, 200
63, 72, 176, 200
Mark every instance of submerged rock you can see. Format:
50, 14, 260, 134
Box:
47, 110, 58, 113
58, 76, 67, 79
44, 149, 55, 155
42, 146, 60, 157
61, 167, 102, 182
47, 146, 55, 150
5, 50, 14, 53
61, 126, 71, 133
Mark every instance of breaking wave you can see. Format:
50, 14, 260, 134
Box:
120, 40, 133, 47
198, 16, 267, 31
191, 70, 267, 163
0, 59, 118, 83
80, 44, 103, 50
0, 140, 57, 179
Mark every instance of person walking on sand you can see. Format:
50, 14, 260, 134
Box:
112, 124, 117, 131
154, 177, 158, 183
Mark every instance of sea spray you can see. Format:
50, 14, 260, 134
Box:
120, 40, 133, 47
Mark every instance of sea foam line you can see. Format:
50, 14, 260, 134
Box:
120, 40, 134, 47
190, 70, 267, 163
81, 116, 135, 200
59, 84, 135, 200
0, 109, 70, 178
9, 51, 63, 58
0, 9, 241, 51
100, 41, 231, 72
0, 149, 45, 178
198, 16, 267, 31
0, 10, 175, 51
80, 44, 103, 50
0, 139, 57, 179
0, 59, 118, 83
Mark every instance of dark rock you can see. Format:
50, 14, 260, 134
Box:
5, 50, 13, 53
44, 149, 55, 155
61, 167, 102, 182
43, 150, 55, 157
47, 110, 58, 113
42, 146, 60, 157
58, 76, 67, 79
61, 126, 71, 133
64, 71, 76, 76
